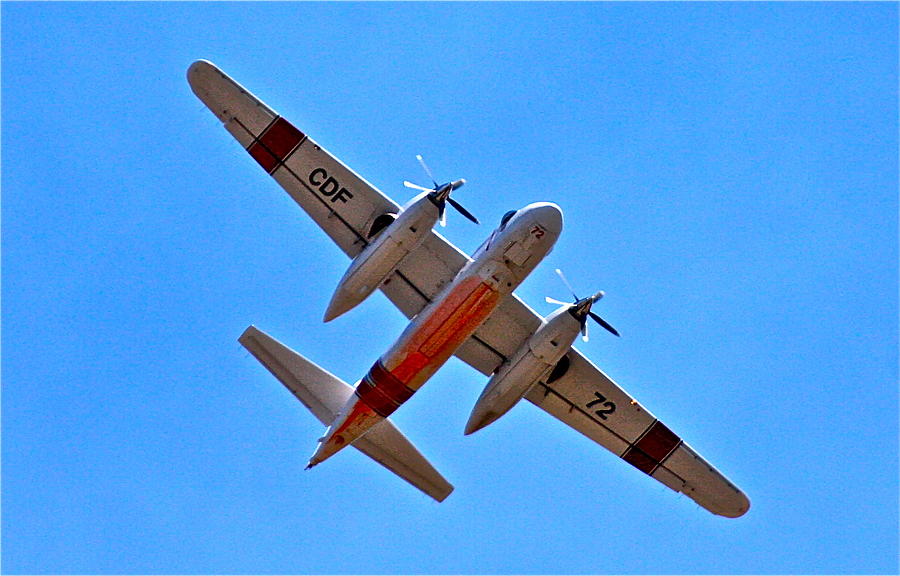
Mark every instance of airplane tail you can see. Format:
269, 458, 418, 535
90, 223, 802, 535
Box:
238, 325, 453, 502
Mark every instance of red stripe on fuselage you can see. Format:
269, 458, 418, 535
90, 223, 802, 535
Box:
356, 360, 415, 417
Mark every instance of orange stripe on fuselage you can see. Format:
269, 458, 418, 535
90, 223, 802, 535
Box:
336, 274, 500, 451
391, 351, 430, 384
421, 283, 495, 357
387, 275, 500, 390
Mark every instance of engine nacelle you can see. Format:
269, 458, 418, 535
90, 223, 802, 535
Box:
465, 304, 582, 435
323, 193, 440, 322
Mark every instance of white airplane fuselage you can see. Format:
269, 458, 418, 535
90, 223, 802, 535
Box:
307, 202, 563, 467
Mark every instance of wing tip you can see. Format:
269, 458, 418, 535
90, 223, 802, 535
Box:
433, 483, 455, 503
700, 487, 750, 518
187, 59, 274, 123
718, 490, 751, 518
187, 58, 215, 76
186, 59, 219, 94
238, 323, 260, 343
187, 59, 225, 115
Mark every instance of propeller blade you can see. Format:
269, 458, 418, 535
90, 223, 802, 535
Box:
588, 311, 620, 337
581, 322, 589, 343
545, 296, 571, 306
404, 180, 432, 192
555, 268, 579, 301
447, 196, 479, 224
416, 154, 437, 187
439, 204, 447, 227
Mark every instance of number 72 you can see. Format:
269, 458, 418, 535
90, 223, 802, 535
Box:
586, 391, 616, 420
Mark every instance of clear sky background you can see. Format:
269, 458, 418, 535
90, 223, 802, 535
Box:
2, 2, 897, 574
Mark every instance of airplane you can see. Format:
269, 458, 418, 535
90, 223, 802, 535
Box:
188, 60, 750, 517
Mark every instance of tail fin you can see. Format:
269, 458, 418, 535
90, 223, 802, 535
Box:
239, 326, 454, 502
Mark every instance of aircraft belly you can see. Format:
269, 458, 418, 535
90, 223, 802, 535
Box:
314, 272, 503, 462
383, 274, 501, 392
330, 400, 381, 446
307, 397, 383, 467
504, 240, 532, 267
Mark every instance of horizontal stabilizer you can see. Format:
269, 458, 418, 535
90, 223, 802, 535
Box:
239, 325, 453, 502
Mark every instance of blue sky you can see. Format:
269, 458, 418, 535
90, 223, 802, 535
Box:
2, 2, 897, 574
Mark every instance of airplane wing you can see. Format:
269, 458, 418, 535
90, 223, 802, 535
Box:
190, 60, 748, 517
523, 353, 750, 517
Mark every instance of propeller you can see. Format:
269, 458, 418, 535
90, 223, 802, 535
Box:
544, 268, 620, 341
403, 154, 478, 227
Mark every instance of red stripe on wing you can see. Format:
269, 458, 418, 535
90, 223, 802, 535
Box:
247, 117, 305, 174
622, 420, 681, 475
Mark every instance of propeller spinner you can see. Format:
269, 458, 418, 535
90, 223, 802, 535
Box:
545, 268, 620, 341
403, 155, 478, 227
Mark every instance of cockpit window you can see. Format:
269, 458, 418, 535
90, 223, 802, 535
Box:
499, 210, 517, 229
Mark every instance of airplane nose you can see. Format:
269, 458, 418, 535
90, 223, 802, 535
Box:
528, 202, 563, 236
